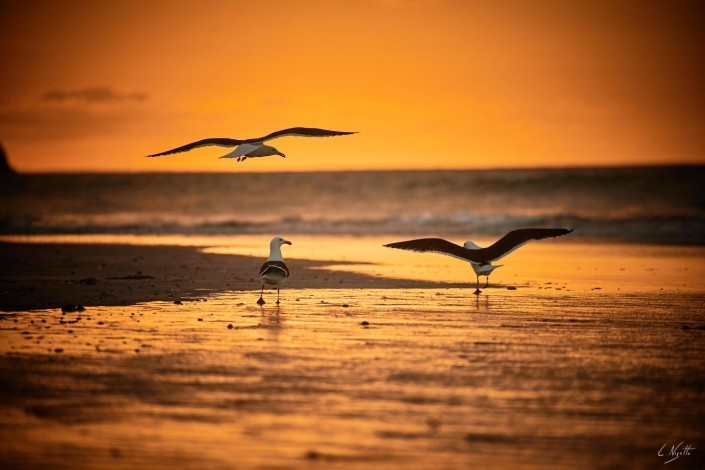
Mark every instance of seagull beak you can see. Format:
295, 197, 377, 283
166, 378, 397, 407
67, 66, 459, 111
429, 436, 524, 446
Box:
278, 152, 286, 158
283, 240, 292, 245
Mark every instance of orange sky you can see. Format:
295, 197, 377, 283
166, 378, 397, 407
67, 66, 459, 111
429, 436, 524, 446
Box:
1, 0, 704, 172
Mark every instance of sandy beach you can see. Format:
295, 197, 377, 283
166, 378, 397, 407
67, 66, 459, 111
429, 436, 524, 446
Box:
0, 241, 427, 312
1, 238, 704, 468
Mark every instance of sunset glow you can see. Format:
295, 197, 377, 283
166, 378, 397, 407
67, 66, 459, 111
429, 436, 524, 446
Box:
1, 0, 703, 172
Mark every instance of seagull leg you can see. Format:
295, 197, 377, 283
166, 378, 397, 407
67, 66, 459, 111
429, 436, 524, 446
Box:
257, 285, 265, 305
237, 157, 241, 162
474, 275, 481, 295
276, 287, 280, 305
484, 275, 490, 288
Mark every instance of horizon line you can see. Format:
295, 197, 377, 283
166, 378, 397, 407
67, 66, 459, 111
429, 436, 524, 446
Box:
6, 161, 705, 175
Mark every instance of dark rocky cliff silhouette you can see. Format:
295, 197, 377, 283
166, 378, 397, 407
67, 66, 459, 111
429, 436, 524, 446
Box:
0, 143, 16, 174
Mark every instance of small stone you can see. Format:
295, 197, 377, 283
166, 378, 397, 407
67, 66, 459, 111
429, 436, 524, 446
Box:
507, 286, 517, 290
227, 324, 234, 329
197, 318, 203, 321
360, 321, 369, 326
342, 304, 349, 308
305, 451, 320, 460
54, 348, 64, 353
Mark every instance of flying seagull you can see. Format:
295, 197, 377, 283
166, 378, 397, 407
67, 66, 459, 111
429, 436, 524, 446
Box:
384, 228, 572, 295
257, 236, 292, 305
147, 127, 356, 162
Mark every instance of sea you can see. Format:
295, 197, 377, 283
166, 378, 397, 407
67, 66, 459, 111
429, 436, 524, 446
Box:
1, 166, 703, 244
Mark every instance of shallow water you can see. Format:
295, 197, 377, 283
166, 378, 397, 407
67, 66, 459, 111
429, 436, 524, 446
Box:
2, 284, 704, 469
3, 234, 704, 294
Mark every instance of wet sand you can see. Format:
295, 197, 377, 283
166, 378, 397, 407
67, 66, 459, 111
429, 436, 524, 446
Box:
0, 241, 439, 312
1, 240, 705, 468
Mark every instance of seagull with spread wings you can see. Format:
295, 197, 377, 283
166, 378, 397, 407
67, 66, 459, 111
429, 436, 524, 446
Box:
147, 127, 356, 162
384, 228, 572, 295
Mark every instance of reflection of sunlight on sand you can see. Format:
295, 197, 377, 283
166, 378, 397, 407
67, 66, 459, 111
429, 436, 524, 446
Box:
2, 234, 704, 294
203, 235, 705, 294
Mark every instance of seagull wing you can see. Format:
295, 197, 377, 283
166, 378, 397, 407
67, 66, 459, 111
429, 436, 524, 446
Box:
480, 228, 573, 262
260, 261, 290, 277
249, 127, 357, 143
147, 138, 245, 157
384, 238, 483, 263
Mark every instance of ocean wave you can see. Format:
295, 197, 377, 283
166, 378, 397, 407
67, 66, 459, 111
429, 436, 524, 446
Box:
1, 168, 703, 245
1, 212, 703, 244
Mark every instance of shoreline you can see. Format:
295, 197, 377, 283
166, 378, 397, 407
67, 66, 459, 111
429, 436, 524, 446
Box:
3, 236, 705, 312
0, 242, 447, 312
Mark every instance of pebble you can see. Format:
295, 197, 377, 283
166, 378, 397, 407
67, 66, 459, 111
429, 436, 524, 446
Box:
507, 286, 517, 290
360, 321, 370, 326
227, 324, 234, 329
54, 348, 64, 353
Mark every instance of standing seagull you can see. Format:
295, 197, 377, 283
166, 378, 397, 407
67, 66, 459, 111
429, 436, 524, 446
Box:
147, 127, 356, 162
258, 237, 292, 305
384, 228, 572, 295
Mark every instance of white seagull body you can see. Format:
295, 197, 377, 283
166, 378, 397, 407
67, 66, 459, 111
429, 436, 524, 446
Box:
147, 127, 356, 162
257, 236, 292, 305
384, 228, 573, 295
